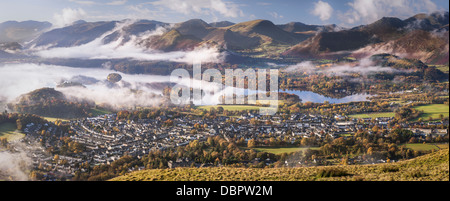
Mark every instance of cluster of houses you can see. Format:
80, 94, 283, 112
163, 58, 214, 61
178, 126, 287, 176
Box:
15, 110, 448, 180
22, 122, 76, 180
68, 114, 215, 166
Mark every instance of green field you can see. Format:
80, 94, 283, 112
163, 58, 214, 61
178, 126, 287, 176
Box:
433, 65, 449, 73
42, 116, 72, 123
0, 122, 25, 141
90, 108, 112, 116
252, 146, 320, 155
403, 143, 441, 151
349, 112, 395, 119
413, 104, 449, 121
42, 108, 112, 123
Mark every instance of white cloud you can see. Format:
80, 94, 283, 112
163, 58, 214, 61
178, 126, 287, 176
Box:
127, 5, 153, 15
53, 8, 87, 27
284, 57, 407, 76
69, 0, 97, 5
339, 0, 439, 25
248, 14, 257, 20
69, 0, 127, 6
413, 0, 438, 13
268, 12, 283, 19
312, 0, 334, 21
106, 0, 128, 6
150, 0, 243, 18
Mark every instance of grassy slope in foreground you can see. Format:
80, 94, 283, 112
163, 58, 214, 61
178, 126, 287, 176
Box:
111, 149, 449, 181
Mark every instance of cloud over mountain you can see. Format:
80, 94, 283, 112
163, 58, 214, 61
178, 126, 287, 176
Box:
312, 1, 334, 21
53, 8, 87, 28
150, 0, 243, 18
339, 0, 439, 25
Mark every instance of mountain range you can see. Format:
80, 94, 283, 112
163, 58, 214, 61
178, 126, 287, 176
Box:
283, 12, 449, 64
1, 11, 448, 65
0, 20, 51, 43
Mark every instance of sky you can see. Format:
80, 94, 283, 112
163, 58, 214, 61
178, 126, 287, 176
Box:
0, 0, 449, 27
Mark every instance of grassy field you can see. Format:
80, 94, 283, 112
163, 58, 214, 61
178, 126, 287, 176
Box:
251, 146, 320, 155
413, 104, 449, 121
349, 112, 396, 119
42, 116, 72, 123
90, 108, 112, 116
111, 149, 449, 181
0, 122, 25, 141
436, 144, 449, 149
42, 108, 112, 123
402, 143, 441, 151
433, 65, 449, 73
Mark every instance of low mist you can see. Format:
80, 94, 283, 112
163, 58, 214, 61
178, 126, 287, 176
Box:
284, 57, 408, 76
33, 20, 226, 64
0, 141, 35, 181
0, 63, 255, 110
0, 63, 173, 110
0, 151, 31, 181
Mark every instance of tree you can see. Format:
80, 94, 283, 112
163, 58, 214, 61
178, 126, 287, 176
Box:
372, 125, 379, 133
194, 123, 201, 129
408, 137, 418, 143
207, 137, 215, 147
269, 137, 276, 146
247, 139, 256, 148
301, 138, 309, 147
424, 67, 445, 81
340, 156, 349, 165
217, 106, 224, 114
0, 138, 7, 147
367, 147, 373, 155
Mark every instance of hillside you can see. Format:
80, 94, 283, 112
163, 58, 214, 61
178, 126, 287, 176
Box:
209, 21, 235, 27
3, 11, 447, 63
30, 21, 118, 48
102, 20, 168, 44
283, 30, 374, 57
138, 18, 310, 57
9, 88, 94, 119
352, 29, 449, 64
111, 149, 449, 181
283, 11, 449, 64
142, 29, 202, 51
277, 22, 341, 34
0, 20, 52, 43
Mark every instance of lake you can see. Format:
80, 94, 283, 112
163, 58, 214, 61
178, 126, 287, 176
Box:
280, 90, 372, 104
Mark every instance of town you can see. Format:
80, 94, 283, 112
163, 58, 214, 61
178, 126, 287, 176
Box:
15, 107, 448, 181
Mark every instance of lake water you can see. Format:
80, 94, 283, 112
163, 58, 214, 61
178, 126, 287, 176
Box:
280, 90, 372, 104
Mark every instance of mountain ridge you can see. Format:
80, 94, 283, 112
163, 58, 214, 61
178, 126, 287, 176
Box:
283, 11, 449, 63
1, 11, 448, 64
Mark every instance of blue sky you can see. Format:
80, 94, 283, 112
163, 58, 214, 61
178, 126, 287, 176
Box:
1, 0, 448, 27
